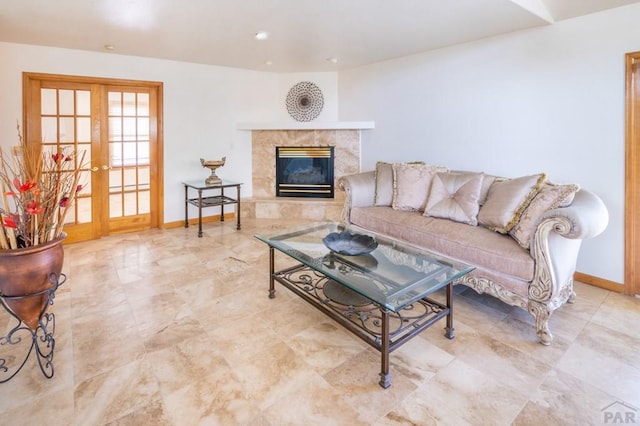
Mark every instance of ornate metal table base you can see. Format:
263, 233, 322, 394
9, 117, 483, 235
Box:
0, 272, 65, 383
268, 248, 454, 388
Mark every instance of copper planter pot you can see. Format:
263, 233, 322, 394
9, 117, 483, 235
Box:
0, 233, 65, 330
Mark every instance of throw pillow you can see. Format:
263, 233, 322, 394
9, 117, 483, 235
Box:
479, 175, 497, 205
449, 169, 496, 205
509, 182, 580, 248
424, 172, 484, 225
478, 173, 546, 233
392, 162, 449, 211
374, 161, 424, 206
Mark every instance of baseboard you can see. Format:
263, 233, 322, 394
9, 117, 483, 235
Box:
574, 271, 624, 293
163, 213, 235, 229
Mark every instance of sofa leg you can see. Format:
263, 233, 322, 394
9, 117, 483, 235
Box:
528, 300, 554, 345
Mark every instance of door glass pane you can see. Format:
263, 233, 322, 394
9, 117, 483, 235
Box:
41, 89, 57, 115
59, 117, 75, 142
122, 142, 136, 166
138, 166, 150, 189
76, 197, 92, 223
138, 142, 149, 164
137, 93, 149, 115
109, 117, 122, 141
108, 92, 121, 115
59, 90, 74, 115
76, 91, 90, 115
77, 143, 92, 169
109, 193, 123, 218
123, 168, 136, 189
123, 118, 136, 141
124, 192, 137, 216
137, 117, 149, 138
79, 170, 92, 193
110, 142, 122, 167
109, 169, 122, 189
138, 190, 150, 214
41, 117, 58, 142
123, 93, 136, 116
77, 117, 91, 142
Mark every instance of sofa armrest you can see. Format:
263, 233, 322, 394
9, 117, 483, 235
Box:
529, 189, 609, 304
338, 171, 376, 223
538, 189, 609, 240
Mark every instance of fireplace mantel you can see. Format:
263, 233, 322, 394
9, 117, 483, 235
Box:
236, 121, 374, 130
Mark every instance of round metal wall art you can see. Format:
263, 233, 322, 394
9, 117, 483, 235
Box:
286, 81, 324, 122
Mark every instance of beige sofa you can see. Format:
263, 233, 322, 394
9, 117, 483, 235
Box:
338, 163, 609, 345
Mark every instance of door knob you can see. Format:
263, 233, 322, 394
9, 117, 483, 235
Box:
102, 165, 110, 170
91, 166, 99, 172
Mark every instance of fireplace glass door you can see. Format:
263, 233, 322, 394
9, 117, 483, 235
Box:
275, 147, 334, 198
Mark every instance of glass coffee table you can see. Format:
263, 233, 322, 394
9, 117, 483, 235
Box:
255, 222, 474, 388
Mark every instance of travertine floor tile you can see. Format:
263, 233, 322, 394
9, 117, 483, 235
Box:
590, 291, 640, 340
105, 399, 173, 426
485, 314, 572, 367
287, 321, 368, 374
557, 342, 640, 407
384, 358, 528, 425
390, 335, 455, 386
231, 341, 322, 410
264, 373, 365, 425
323, 349, 417, 424
506, 300, 589, 342
74, 359, 162, 424
0, 384, 75, 426
72, 301, 146, 383
160, 362, 262, 425
512, 369, 620, 426
266, 297, 333, 339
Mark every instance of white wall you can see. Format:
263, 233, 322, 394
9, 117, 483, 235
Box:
339, 4, 640, 284
0, 42, 338, 223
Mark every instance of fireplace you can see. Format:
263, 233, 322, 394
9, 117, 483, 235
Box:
275, 146, 334, 198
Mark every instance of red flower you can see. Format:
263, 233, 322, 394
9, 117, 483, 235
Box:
59, 197, 70, 207
76, 184, 83, 192
1, 217, 16, 228
13, 177, 36, 193
64, 156, 72, 162
52, 153, 63, 163
26, 201, 44, 215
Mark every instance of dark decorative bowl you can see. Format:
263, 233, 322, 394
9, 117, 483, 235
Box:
322, 231, 378, 256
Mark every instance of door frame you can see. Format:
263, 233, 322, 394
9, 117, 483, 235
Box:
625, 51, 640, 297
22, 72, 164, 240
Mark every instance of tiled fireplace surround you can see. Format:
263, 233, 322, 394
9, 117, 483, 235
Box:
242, 129, 361, 220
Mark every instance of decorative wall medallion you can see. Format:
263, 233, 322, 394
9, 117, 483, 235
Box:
286, 81, 324, 121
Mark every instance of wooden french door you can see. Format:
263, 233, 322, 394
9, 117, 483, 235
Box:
625, 52, 640, 297
23, 73, 163, 244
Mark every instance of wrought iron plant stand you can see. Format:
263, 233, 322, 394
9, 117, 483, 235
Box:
0, 272, 65, 383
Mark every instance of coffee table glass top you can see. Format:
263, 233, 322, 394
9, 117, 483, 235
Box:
256, 222, 474, 312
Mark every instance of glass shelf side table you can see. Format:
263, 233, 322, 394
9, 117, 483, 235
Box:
182, 180, 242, 237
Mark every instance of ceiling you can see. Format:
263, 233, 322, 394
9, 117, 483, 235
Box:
1, 0, 639, 73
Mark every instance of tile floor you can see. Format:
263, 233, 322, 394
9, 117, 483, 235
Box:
0, 218, 639, 425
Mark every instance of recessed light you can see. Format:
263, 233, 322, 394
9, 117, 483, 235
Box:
104, 44, 115, 51
264, 61, 273, 66
326, 57, 338, 64
255, 31, 269, 41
